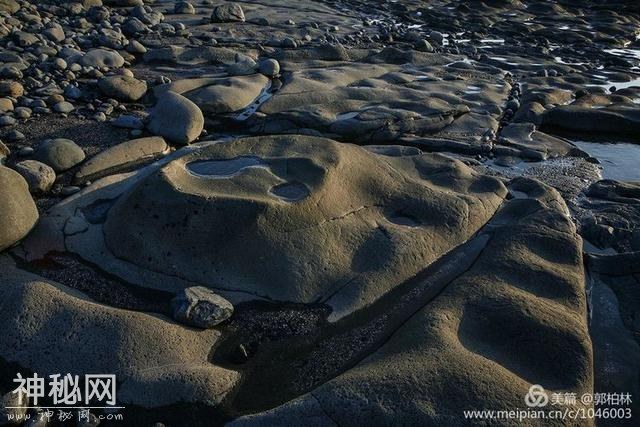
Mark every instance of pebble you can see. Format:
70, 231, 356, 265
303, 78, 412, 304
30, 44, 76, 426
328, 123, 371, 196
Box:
0, 116, 16, 126
258, 58, 280, 78
171, 286, 234, 328
14, 160, 56, 193
60, 186, 81, 197
33, 138, 86, 172
211, 3, 245, 23
147, 91, 204, 145
54, 101, 75, 114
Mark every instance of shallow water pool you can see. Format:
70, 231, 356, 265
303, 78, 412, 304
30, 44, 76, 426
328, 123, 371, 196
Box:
571, 140, 640, 182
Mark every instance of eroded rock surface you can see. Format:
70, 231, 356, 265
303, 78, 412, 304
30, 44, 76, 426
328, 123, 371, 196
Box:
23, 135, 506, 321
0, 165, 38, 251
230, 179, 592, 425
1, 0, 638, 424
0, 255, 239, 409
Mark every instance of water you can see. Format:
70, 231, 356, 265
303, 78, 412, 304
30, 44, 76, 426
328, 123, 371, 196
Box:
554, 56, 586, 66
589, 74, 640, 92
186, 156, 268, 178
387, 212, 420, 227
603, 48, 640, 61
270, 182, 310, 202
335, 111, 361, 121
571, 141, 640, 181
234, 81, 273, 121
186, 157, 311, 202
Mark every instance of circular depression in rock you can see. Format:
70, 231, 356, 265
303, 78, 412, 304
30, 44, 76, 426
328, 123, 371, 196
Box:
270, 182, 310, 202
186, 156, 268, 178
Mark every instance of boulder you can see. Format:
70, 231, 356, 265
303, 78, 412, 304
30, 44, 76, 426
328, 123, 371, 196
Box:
96, 135, 505, 319
174, 1, 195, 14
211, 3, 245, 22
258, 58, 280, 78
171, 286, 234, 328
0, 166, 38, 252
74, 136, 169, 184
162, 74, 269, 114
0, 81, 23, 97
98, 75, 148, 102
0, 256, 239, 409
229, 179, 592, 425
147, 91, 204, 144
0, 98, 13, 113
33, 139, 86, 172
542, 105, 640, 140
79, 49, 125, 69
0, 0, 19, 14
14, 160, 56, 193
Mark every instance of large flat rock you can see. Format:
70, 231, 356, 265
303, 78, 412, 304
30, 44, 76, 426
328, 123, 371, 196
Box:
0, 255, 238, 409
20, 135, 507, 321
230, 179, 593, 426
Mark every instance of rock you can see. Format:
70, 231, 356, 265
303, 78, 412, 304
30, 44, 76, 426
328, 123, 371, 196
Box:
33, 139, 86, 172
0, 166, 38, 252
60, 186, 81, 197
64, 85, 82, 100
0, 81, 23, 97
111, 114, 144, 129
53, 101, 75, 114
0, 140, 8, 164
92, 112, 107, 122
48, 135, 507, 321
229, 179, 591, 425
513, 101, 546, 125
14, 160, 56, 193
171, 286, 234, 328
79, 49, 125, 69
147, 91, 204, 145
74, 136, 169, 184
0, 256, 239, 409
43, 26, 65, 42
227, 58, 257, 76
0, 98, 13, 113
280, 37, 297, 48
429, 31, 444, 44
258, 58, 280, 77
414, 39, 434, 52
211, 3, 245, 22
0, 0, 20, 14
506, 98, 520, 111
52, 58, 67, 71
174, 1, 195, 14
98, 75, 148, 102
0, 116, 15, 127
122, 17, 148, 36
13, 108, 31, 120
6, 131, 24, 142
542, 105, 640, 140
12, 31, 38, 48
127, 40, 147, 54
162, 74, 269, 114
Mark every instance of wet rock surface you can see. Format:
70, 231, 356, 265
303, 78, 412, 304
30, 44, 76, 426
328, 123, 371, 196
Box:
0, 0, 639, 425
